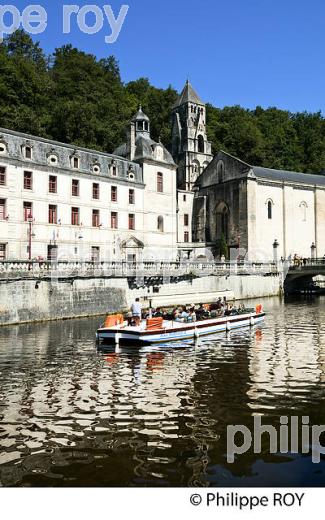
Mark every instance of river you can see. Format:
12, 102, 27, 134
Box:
0, 296, 324, 487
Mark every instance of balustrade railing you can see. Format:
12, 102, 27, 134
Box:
0, 259, 280, 279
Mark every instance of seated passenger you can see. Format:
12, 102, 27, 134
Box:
180, 306, 189, 322
154, 308, 164, 318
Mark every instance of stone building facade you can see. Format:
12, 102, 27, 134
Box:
192, 151, 325, 261
0, 108, 178, 262
1, 79, 325, 264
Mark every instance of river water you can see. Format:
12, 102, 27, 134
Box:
0, 297, 324, 487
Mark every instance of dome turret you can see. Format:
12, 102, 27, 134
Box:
131, 105, 150, 136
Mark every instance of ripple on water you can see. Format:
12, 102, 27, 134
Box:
0, 301, 325, 486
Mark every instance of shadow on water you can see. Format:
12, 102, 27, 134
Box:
0, 297, 324, 487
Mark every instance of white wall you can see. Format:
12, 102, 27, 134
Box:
142, 162, 178, 260
254, 182, 319, 261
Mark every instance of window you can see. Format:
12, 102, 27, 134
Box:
49, 176, 57, 194
184, 231, 189, 243
111, 211, 118, 229
217, 160, 225, 183
157, 172, 163, 193
23, 202, 33, 221
0, 199, 6, 220
184, 214, 189, 227
92, 209, 100, 227
49, 205, 57, 224
183, 195, 186, 202
0, 243, 6, 260
71, 207, 80, 226
25, 146, 32, 159
129, 189, 135, 204
48, 155, 58, 166
157, 216, 164, 232
93, 183, 100, 200
267, 200, 273, 220
91, 246, 100, 262
0, 166, 6, 186
47, 245, 58, 261
111, 165, 117, 176
72, 179, 79, 197
24, 171, 32, 190
93, 165, 100, 174
111, 186, 117, 202
300, 202, 307, 222
128, 214, 135, 230
198, 135, 205, 153
72, 157, 79, 169
0, 143, 7, 154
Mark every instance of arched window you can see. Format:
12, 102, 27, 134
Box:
216, 202, 229, 242
267, 200, 273, 220
217, 160, 225, 183
300, 202, 307, 222
157, 216, 164, 232
198, 135, 205, 153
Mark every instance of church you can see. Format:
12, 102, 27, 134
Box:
1, 79, 325, 263
172, 81, 325, 262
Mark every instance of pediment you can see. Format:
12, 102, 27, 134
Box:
121, 236, 144, 249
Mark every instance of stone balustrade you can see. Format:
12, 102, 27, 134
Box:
0, 260, 279, 280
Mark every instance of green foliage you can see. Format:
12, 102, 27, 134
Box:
1, 30, 325, 173
219, 233, 228, 259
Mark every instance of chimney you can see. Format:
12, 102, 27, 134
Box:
127, 122, 136, 160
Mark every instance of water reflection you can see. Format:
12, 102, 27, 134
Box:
0, 297, 324, 487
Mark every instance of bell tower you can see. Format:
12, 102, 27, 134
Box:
172, 80, 213, 191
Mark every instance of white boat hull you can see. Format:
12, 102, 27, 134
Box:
97, 312, 265, 346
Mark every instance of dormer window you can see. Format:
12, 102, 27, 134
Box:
111, 164, 117, 176
72, 157, 79, 169
48, 154, 58, 166
0, 142, 7, 155
93, 164, 100, 174
25, 146, 32, 160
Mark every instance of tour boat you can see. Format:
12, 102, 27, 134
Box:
96, 305, 265, 346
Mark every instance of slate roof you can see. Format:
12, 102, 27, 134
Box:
174, 80, 204, 108
252, 166, 325, 186
131, 106, 150, 122
114, 135, 176, 166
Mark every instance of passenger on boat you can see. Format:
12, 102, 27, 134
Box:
131, 298, 142, 326
153, 307, 164, 318
187, 307, 197, 322
180, 306, 190, 321
196, 304, 210, 320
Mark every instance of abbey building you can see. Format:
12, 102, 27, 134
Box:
1, 80, 325, 263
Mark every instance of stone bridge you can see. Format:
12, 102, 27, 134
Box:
284, 259, 325, 293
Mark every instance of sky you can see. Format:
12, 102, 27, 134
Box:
6, 0, 325, 113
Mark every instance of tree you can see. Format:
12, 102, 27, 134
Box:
0, 29, 325, 175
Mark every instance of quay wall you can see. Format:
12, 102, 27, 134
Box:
0, 274, 280, 326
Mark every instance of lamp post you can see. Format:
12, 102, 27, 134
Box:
273, 239, 279, 264
27, 217, 35, 269
311, 242, 316, 262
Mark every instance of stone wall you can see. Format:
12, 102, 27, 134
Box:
0, 278, 128, 326
0, 274, 281, 326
